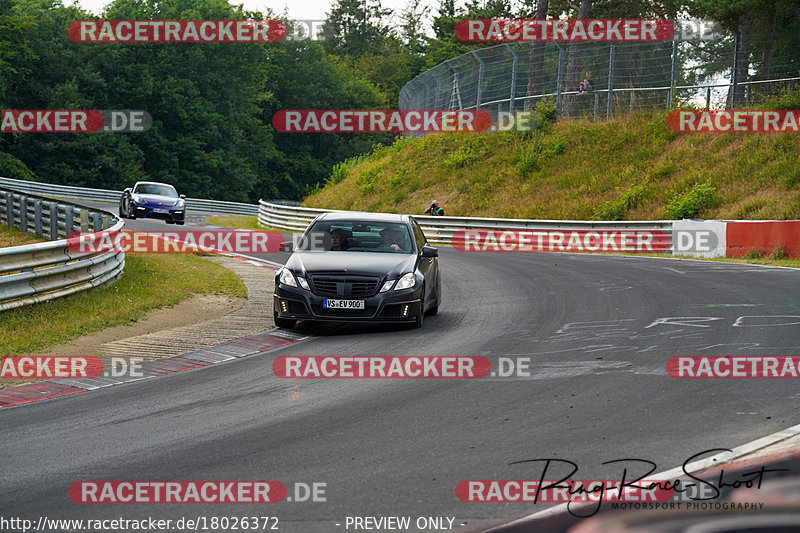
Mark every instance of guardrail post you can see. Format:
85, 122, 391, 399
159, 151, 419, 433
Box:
34, 199, 43, 236
64, 205, 74, 236
4, 192, 11, 228
606, 44, 616, 119
80, 209, 89, 231
92, 212, 102, 231
49, 202, 58, 240
19, 195, 28, 233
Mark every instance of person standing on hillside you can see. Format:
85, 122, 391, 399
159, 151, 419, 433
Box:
428, 200, 444, 216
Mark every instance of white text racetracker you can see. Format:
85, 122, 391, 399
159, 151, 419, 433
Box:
343, 516, 458, 530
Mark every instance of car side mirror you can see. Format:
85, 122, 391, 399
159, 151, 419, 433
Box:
421, 245, 438, 257
123, 188, 132, 194
282, 240, 294, 252
180, 194, 186, 199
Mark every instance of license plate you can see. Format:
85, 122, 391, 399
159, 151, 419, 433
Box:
323, 299, 365, 309
153, 208, 170, 214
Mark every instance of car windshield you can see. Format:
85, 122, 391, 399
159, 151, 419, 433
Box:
298, 220, 414, 254
134, 183, 178, 197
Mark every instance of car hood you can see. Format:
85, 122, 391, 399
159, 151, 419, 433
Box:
287, 252, 417, 279
134, 194, 180, 206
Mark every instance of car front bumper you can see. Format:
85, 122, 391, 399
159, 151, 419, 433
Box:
132, 204, 185, 222
274, 284, 422, 323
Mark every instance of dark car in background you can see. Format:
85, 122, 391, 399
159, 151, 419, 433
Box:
273, 212, 441, 329
119, 181, 186, 224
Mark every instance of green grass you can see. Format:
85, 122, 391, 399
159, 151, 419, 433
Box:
0, 226, 247, 355
0, 227, 44, 248
206, 214, 262, 230
305, 109, 800, 221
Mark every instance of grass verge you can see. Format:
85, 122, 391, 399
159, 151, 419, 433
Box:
0, 226, 247, 355
206, 215, 262, 230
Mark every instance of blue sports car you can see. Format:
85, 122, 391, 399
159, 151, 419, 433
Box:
119, 181, 186, 224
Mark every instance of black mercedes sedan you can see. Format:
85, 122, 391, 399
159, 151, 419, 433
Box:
273, 212, 441, 328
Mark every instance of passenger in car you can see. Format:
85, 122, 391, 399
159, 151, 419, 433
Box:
330, 229, 350, 251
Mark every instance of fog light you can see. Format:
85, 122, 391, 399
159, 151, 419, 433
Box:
281, 300, 288, 313
402, 304, 409, 317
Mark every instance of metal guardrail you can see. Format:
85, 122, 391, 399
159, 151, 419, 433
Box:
0, 186, 125, 311
257, 200, 673, 247
0, 176, 259, 216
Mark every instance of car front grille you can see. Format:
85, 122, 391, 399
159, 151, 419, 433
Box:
310, 276, 380, 298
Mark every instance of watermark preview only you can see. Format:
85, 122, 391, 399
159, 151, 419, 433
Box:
456, 19, 674, 42
273, 110, 491, 133
1, 110, 151, 133
69, 20, 285, 43
668, 110, 800, 133
67, 230, 285, 254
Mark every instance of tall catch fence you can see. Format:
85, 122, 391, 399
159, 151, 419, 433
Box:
400, 26, 800, 122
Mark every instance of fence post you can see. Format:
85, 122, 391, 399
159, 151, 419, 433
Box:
706, 87, 711, 109
505, 43, 518, 113
594, 92, 599, 119
19, 195, 28, 233
64, 205, 74, 236
731, 31, 739, 109
5, 192, 12, 228
49, 201, 58, 240
34, 199, 43, 236
606, 44, 616, 119
668, 40, 678, 109
555, 42, 565, 115
471, 51, 484, 110
446, 60, 463, 110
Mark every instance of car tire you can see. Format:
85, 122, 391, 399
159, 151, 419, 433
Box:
176, 221, 185, 226
166, 220, 174, 224
274, 312, 296, 329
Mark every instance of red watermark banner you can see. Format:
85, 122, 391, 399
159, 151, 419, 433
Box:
69, 481, 287, 503
457, 480, 673, 503
67, 230, 284, 254
68, 20, 286, 43
1, 110, 104, 132
668, 110, 800, 132
0, 356, 104, 379
667, 356, 800, 378
272, 110, 491, 133
456, 19, 673, 42
273, 356, 492, 378
452, 229, 670, 253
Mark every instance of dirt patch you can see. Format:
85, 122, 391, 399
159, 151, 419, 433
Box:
1, 293, 244, 389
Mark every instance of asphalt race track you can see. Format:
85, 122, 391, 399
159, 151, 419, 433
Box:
2, 209, 800, 532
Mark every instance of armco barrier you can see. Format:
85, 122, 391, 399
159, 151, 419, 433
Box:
726, 221, 800, 258
0, 176, 259, 216
0, 186, 124, 311
258, 200, 675, 249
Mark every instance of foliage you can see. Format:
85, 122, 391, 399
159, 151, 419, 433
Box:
594, 183, 648, 220
664, 178, 718, 219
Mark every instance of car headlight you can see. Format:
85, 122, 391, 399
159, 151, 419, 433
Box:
278, 268, 297, 287
175, 199, 184, 208
131, 194, 142, 203
379, 280, 396, 292
394, 272, 416, 290
297, 276, 310, 290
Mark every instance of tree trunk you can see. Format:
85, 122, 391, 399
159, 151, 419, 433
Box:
561, 0, 592, 117
761, 4, 777, 85
525, 0, 549, 110
728, 11, 752, 109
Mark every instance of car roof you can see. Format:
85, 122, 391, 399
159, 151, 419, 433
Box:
134, 181, 176, 188
316, 212, 409, 224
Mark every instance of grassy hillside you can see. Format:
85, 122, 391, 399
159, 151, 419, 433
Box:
305, 101, 800, 221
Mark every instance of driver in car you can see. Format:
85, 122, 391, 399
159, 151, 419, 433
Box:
379, 227, 410, 252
